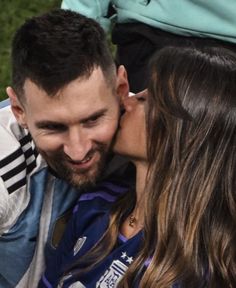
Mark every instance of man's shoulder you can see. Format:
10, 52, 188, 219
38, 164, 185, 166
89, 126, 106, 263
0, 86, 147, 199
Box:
0, 103, 26, 141
0, 105, 45, 194
0, 98, 10, 109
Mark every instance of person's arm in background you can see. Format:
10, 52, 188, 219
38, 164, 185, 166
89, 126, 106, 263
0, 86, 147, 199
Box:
61, 0, 113, 33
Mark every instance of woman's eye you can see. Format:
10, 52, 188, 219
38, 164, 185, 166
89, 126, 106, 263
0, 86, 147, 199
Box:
136, 96, 146, 102
135, 90, 147, 102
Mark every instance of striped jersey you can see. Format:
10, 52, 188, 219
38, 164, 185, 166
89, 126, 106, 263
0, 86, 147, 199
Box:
0, 104, 81, 287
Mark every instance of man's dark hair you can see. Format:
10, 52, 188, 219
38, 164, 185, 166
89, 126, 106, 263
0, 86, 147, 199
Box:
11, 9, 115, 99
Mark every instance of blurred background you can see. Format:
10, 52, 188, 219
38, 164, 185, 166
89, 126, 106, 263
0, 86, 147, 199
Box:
0, 0, 61, 101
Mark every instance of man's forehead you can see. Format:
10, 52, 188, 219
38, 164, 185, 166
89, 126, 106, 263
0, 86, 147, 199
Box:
22, 73, 118, 122
23, 79, 48, 100
23, 67, 115, 100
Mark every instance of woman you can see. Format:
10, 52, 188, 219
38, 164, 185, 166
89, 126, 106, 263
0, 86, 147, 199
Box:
39, 46, 236, 287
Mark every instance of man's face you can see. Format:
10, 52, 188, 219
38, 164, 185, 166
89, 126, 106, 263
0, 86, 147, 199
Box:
9, 67, 128, 188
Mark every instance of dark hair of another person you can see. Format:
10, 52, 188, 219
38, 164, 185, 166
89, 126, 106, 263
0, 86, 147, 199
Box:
64, 46, 236, 287
11, 9, 116, 101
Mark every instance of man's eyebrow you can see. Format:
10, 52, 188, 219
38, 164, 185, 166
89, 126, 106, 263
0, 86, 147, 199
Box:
80, 108, 107, 123
35, 120, 65, 129
35, 108, 108, 128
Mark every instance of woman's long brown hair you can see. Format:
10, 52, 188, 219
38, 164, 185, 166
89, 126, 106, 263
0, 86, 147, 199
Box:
138, 46, 236, 287
67, 46, 236, 287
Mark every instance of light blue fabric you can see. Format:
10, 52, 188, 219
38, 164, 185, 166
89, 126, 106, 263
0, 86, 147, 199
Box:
0, 167, 80, 288
61, 0, 236, 43
0, 98, 10, 108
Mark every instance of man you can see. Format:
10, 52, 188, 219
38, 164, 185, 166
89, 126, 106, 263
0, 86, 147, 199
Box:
0, 9, 129, 287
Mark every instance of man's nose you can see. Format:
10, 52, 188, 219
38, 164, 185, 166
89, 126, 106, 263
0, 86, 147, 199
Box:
64, 128, 92, 161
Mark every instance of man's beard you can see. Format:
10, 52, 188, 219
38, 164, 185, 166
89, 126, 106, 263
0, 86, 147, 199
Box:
38, 144, 109, 190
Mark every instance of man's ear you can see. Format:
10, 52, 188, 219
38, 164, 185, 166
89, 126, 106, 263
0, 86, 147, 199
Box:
6, 86, 28, 128
116, 65, 129, 104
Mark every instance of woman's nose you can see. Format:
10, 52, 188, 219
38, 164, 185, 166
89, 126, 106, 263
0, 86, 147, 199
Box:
122, 95, 137, 112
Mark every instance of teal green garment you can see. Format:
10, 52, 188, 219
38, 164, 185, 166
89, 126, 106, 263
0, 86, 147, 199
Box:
61, 0, 236, 43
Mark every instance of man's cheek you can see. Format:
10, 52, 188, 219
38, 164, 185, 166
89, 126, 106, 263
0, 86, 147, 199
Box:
35, 137, 62, 153
96, 124, 118, 143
